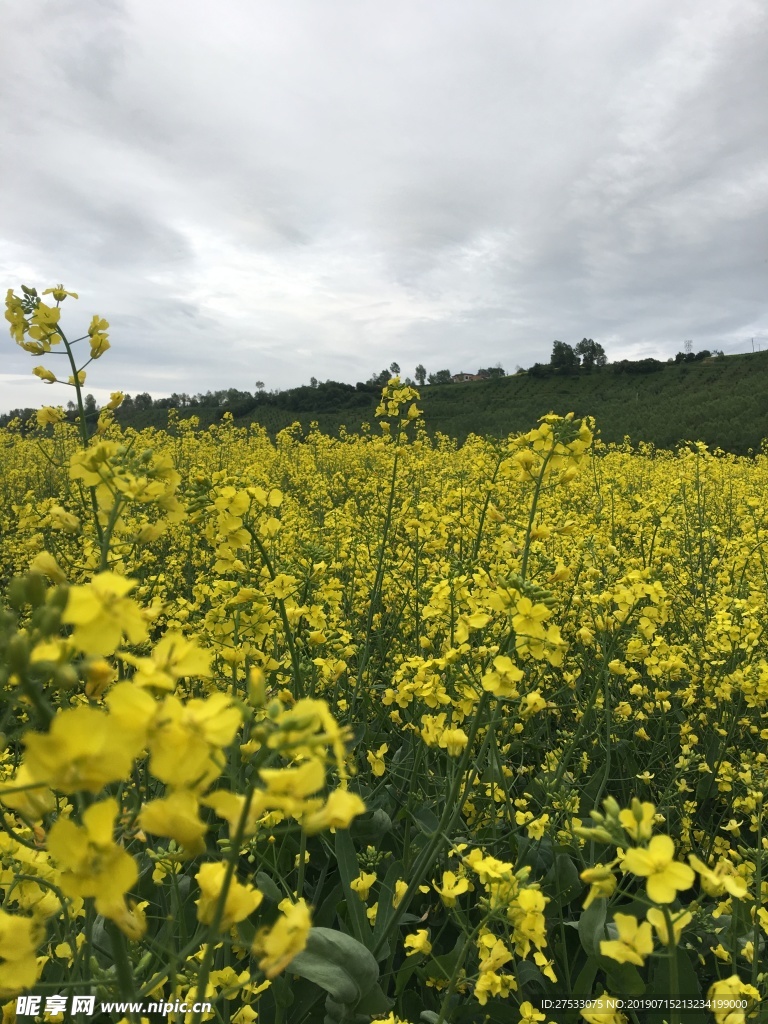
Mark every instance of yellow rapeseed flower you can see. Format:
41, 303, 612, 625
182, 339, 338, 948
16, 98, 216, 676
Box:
252, 898, 312, 978
600, 912, 654, 966
139, 790, 208, 856
439, 726, 468, 756
42, 285, 78, 301
621, 835, 695, 903
23, 706, 142, 793
688, 855, 748, 898
0, 910, 44, 998
707, 976, 761, 1024
618, 798, 656, 842
62, 572, 148, 655
433, 870, 470, 907
301, 789, 366, 834
195, 862, 263, 928
646, 907, 692, 945
580, 864, 617, 909
119, 631, 212, 691
0, 764, 55, 822
32, 365, 57, 383
366, 743, 388, 777
29, 550, 67, 582
47, 798, 143, 935
36, 406, 64, 426
518, 1002, 546, 1024
580, 998, 626, 1024
403, 929, 432, 957
349, 872, 377, 901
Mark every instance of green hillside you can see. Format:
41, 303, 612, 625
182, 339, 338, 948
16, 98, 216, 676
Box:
117, 352, 767, 453
414, 352, 768, 451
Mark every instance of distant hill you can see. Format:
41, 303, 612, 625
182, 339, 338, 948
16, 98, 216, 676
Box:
411, 352, 768, 453
4, 352, 767, 453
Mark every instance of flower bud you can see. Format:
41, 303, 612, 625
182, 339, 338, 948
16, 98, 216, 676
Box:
36, 607, 63, 636
52, 664, 80, 690
7, 634, 30, 674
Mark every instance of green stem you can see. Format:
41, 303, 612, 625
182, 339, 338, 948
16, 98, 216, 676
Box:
56, 324, 89, 448
662, 907, 681, 1024
434, 920, 485, 1024
56, 321, 105, 547
190, 783, 258, 1023
98, 494, 125, 571
471, 451, 504, 560
106, 920, 139, 1016
552, 663, 605, 791
252, 532, 303, 699
592, 664, 613, 809
752, 801, 763, 988
519, 449, 554, 581
352, 446, 400, 715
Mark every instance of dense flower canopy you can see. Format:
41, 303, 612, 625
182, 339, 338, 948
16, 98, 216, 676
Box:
1, 287, 767, 1022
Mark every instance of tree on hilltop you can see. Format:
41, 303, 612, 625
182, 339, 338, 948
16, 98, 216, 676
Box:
575, 338, 607, 369
368, 368, 391, 386
550, 341, 580, 372
427, 369, 452, 384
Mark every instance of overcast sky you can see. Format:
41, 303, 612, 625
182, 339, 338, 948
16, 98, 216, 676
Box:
2, 0, 767, 413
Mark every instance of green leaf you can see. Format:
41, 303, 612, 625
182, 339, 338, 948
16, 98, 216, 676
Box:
354, 981, 393, 1015
395, 951, 424, 997
350, 806, 393, 843
517, 835, 555, 875
542, 852, 582, 909
411, 805, 441, 835
235, 915, 257, 947
603, 957, 645, 996
312, 880, 344, 929
346, 721, 367, 749
516, 957, 548, 996
648, 945, 701, 998
573, 954, 600, 996
695, 773, 715, 803
578, 898, 607, 956
270, 975, 294, 1010
254, 871, 283, 903
289, 926, 379, 1006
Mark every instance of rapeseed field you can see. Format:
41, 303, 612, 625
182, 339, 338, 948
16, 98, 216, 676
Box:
1, 286, 767, 1024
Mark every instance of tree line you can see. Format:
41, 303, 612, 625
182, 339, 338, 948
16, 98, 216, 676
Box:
0, 339, 727, 428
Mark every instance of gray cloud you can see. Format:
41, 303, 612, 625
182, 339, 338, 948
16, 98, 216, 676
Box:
1, 0, 767, 413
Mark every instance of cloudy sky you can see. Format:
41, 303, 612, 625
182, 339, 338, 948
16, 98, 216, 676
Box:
2, 0, 767, 413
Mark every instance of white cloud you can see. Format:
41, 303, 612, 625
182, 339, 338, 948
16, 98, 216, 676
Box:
2, 0, 766, 412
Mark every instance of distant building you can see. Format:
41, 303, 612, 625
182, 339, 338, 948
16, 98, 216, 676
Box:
451, 372, 485, 383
